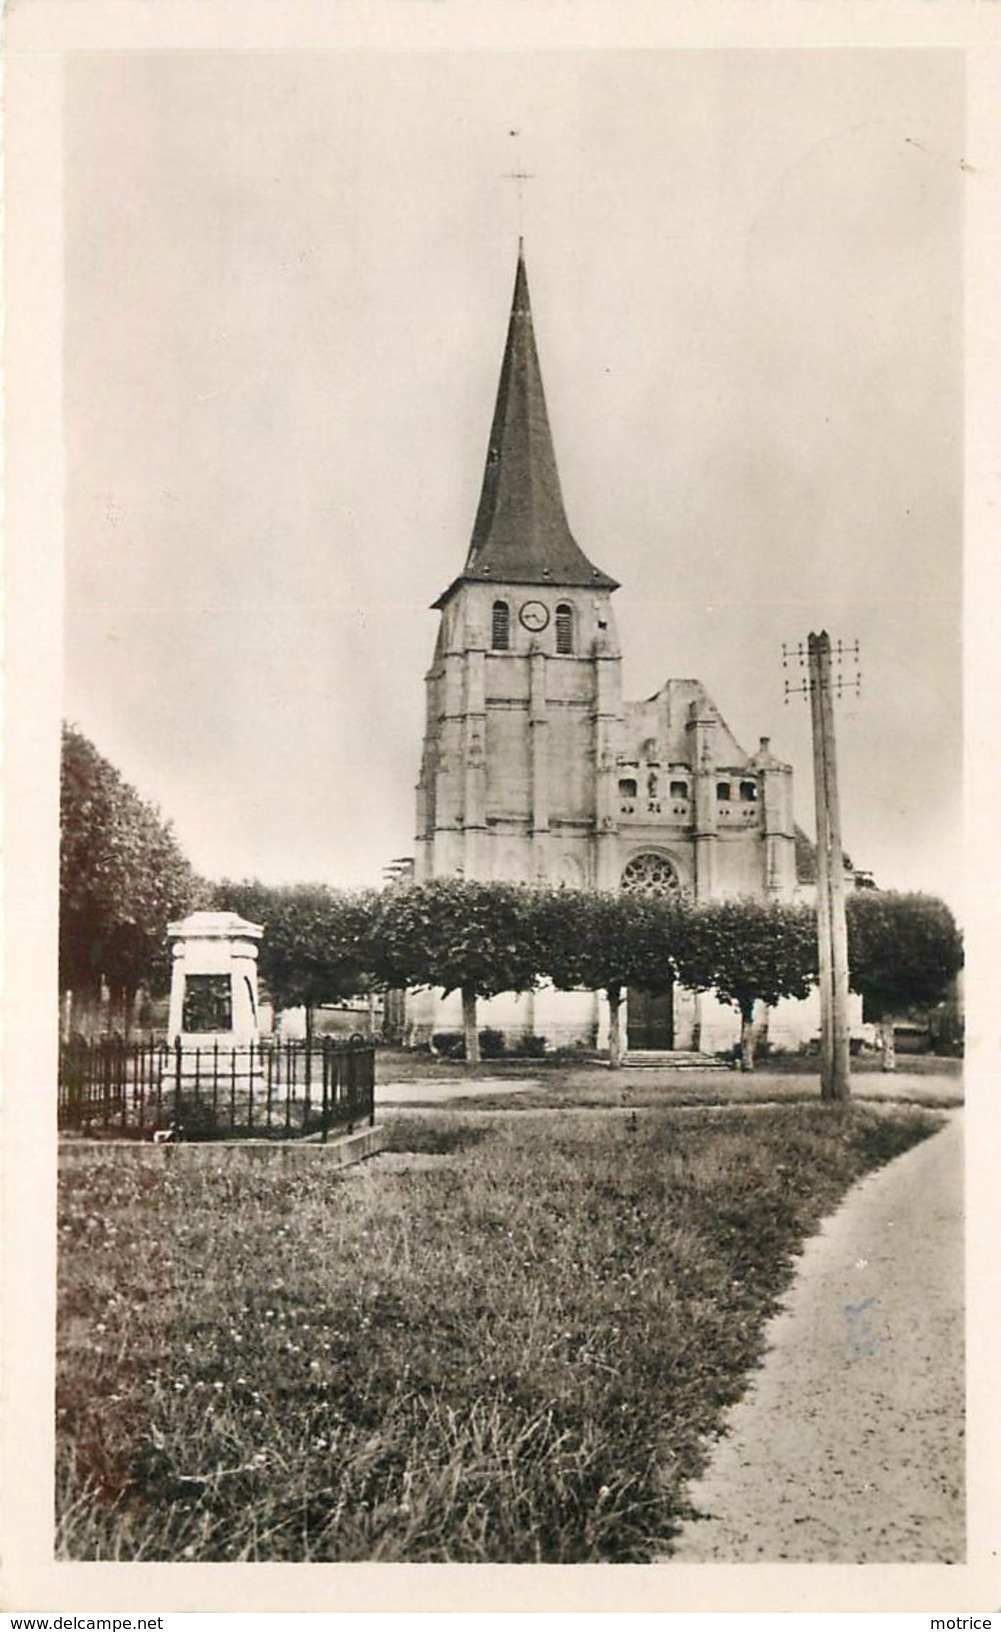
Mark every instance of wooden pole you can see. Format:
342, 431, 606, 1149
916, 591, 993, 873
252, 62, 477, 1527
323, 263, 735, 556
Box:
808, 634, 835, 1096
817, 633, 852, 1099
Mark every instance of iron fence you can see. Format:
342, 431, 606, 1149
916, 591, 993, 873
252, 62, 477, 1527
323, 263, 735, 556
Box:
58, 1036, 376, 1141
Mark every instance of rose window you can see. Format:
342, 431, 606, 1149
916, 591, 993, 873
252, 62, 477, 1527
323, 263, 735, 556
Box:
620, 853, 680, 896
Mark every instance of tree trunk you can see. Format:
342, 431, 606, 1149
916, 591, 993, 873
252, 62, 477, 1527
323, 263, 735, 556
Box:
739, 1003, 756, 1072
880, 1015, 896, 1073
107, 982, 128, 1038
121, 984, 138, 1041
607, 983, 624, 1069
461, 985, 480, 1064
73, 978, 104, 1041
99, 975, 112, 1037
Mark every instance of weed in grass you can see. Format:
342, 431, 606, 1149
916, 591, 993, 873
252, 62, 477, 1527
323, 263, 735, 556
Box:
57, 1104, 941, 1563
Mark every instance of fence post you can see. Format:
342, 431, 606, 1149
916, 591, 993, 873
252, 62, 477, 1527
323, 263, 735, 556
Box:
193, 1043, 202, 1124
155, 1041, 165, 1127
263, 1042, 274, 1131
321, 1038, 330, 1144
283, 1044, 292, 1134
173, 1037, 183, 1139
120, 1039, 130, 1133
135, 1039, 147, 1133
58, 1039, 81, 1131
346, 1044, 357, 1133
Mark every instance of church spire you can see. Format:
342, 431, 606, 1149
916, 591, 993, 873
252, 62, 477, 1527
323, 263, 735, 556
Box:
435, 246, 617, 606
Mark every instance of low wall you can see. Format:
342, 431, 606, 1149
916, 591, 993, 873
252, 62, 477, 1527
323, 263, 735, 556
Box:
59, 1123, 387, 1169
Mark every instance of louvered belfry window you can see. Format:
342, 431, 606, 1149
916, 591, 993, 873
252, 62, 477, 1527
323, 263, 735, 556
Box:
555, 603, 574, 654
491, 600, 510, 650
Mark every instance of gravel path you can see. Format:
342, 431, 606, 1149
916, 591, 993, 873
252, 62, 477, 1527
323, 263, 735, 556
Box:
667, 1111, 964, 1563
377, 1078, 541, 1104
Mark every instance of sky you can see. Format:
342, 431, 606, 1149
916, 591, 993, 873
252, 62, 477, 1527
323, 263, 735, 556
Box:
63, 48, 964, 905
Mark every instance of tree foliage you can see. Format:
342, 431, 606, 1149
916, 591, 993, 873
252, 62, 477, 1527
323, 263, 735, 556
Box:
533, 888, 688, 1065
60, 724, 201, 1013
676, 897, 818, 1070
198, 871, 963, 1083
368, 879, 541, 1063
846, 890, 963, 1062
213, 880, 379, 1030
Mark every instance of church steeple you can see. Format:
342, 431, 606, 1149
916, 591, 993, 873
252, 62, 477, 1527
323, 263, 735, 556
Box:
434, 245, 618, 606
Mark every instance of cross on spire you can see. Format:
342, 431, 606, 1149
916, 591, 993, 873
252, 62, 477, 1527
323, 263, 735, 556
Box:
503, 128, 534, 235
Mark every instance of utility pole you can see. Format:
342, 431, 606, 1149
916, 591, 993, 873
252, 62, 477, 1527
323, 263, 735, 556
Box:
784, 632, 859, 1100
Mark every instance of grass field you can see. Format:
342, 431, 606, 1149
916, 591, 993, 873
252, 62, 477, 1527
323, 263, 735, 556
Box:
57, 1101, 943, 1563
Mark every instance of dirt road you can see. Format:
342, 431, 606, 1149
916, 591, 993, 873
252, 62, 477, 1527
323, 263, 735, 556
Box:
667, 1112, 964, 1563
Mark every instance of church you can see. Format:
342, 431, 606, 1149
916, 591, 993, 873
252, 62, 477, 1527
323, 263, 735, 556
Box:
409, 247, 807, 1055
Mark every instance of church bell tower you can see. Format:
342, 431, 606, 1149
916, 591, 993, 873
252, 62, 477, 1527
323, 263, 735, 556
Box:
415, 246, 624, 889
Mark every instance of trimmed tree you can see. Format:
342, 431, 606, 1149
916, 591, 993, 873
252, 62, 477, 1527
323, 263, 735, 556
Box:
214, 880, 379, 1038
368, 879, 542, 1064
533, 887, 688, 1067
60, 724, 202, 1032
846, 890, 963, 1071
675, 897, 818, 1072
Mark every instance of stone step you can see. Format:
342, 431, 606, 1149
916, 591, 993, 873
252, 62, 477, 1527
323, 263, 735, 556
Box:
621, 1050, 729, 1071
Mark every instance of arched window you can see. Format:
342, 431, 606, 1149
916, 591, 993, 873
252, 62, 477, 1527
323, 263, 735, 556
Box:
670, 779, 689, 800
739, 779, 758, 802
716, 781, 732, 802
491, 600, 510, 651
620, 853, 681, 896
555, 603, 574, 654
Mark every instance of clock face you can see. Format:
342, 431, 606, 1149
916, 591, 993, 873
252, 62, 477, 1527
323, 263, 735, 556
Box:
519, 600, 550, 632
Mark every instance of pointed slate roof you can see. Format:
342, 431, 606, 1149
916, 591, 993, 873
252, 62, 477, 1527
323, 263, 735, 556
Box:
434, 246, 618, 607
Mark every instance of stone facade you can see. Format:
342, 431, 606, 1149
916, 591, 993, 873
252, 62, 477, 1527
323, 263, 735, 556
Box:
410, 248, 806, 1053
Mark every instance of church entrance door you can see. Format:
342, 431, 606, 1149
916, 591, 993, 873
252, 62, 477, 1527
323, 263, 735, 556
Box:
626, 984, 674, 1051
